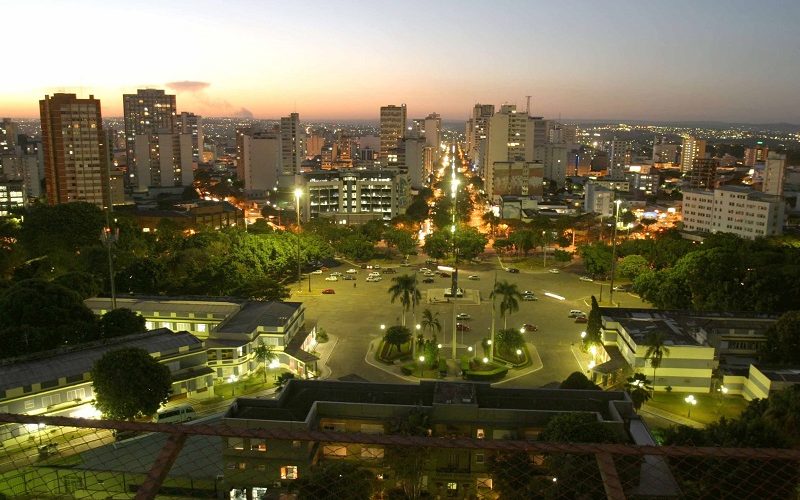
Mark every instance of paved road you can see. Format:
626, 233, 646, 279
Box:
293, 256, 649, 388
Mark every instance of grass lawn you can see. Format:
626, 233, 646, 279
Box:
214, 368, 290, 399
647, 392, 748, 425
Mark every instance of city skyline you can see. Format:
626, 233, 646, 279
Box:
2, 0, 800, 123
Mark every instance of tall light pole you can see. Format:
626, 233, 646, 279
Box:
542, 230, 547, 268
450, 144, 459, 361
294, 188, 303, 293
100, 213, 118, 310
608, 199, 622, 306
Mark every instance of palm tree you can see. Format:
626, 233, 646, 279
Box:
626, 372, 653, 411
253, 339, 277, 383
388, 274, 421, 328
492, 280, 522, 330
420, 308, 442, 348
644, 331, 670, 391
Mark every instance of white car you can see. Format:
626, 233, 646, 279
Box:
548, 268, 560, 274
468, 275, 480, 280
456, 313, 471, 320
330, 271, 343, 277
579, 276, 594, 282
569, 309, 586, 318
419, 267, 430, 273
325, 276, 338, 282
311, 269, 323, 275
368, 271, 381, 278
366, 276, 382, 282
346, 268, 358, 274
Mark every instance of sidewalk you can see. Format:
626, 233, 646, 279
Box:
639, 403, 704, 429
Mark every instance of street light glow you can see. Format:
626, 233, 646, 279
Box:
294, 187, 303, 199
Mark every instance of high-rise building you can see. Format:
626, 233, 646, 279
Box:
680, 136, 706, 172
686, 157, 718, 190
0, 118, 19, 153
762, 152, 786, 196
40, 93, 110, 207
683, 186, 784, 239
607, 139, 631, 179
534, 143, 569, 186
423, 112, 441, 157
132, 132, 194, 190
238, 131, 281, 193
379, 104, 406, 167
744, 144, 769, 167
466, 103, 495, 168
485, 105, 534, 197
280, 113, 303, 176
177, 112, 204, 164
123, 89, 178, 190
652, 137, 679, 165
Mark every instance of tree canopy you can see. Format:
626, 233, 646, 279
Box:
91, 347, 172, 420
100, 308, 147, 339
761, 310, 800, 365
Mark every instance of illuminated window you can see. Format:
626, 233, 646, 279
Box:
323, 445, 347, 457
280, 466, 298, 479
447, 482, 458, 490
251, 441, 267, 452
361, 447, 384, 459
228, 437, 244, 450
476, 429, 485, 439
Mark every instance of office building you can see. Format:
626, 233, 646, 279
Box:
680, 136, 706, 172
608, 139, 631, 179
280, 113, 304, 176
534, 143, 569, 186
238, 131, 281, 192
744, 145, 769, 167
465, 103, 495, 168
423, 112, 442, 157
491, 161, 544, 196
177, 112, 204, 164
0, 118, 18, 153
685, 157, 718, 189
0, 177, 25, 216
682, 186, 785, 239
40, 93, 110, 208
485, 105, 534, 198
123, 89, 177, 188
584, 182, 614, 216
379, 104, 406, 167
403, 137, 427, 189
301, 169, 406, 223
762, 152, 786, 196
133, 132, 194, 190
548, 123, 577, 144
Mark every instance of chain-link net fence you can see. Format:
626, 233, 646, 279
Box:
1, 412, 799, 499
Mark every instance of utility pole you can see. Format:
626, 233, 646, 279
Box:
525, 95, 532, 115
609, 199, 622, 305
450, 143, 459, 361
100, 210, 118, 310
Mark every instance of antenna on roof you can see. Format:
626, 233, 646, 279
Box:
525, 95, 531, 115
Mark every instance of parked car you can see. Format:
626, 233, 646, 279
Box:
368, 271, 381, 277
522, 294, 537, 301
311, 269, 323, 275
372, 264, 381, 269
330, 271, 343, 277
422, 277, 435, 284
548, 268, 560, 274
579, 275, 594, 282
507, 267, 520, 273
342, 274, 355, 280
613, 284, 633, 292
468, 275, 480, 280
366, 276, 382, 282
440, 272, 450, 278
419, 267, 430, 273
346, 268, 358, 274
456, 323, 471, 332
520, 323, 538, 333
383, 268, 397, 274
456, 313, 471, 320
575, 316, 588, 323
322, 288, 336, 294
569, 309, 586, 318
325, 276, 338, 281
444, 287, 464, 298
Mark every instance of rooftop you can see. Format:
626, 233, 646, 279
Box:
216, 301, 302, 333
85, 296, 243, 317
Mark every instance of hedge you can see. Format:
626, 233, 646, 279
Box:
464, 366, 508, 381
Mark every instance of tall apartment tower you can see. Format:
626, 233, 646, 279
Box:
762, 152, 786, 196
123, 89, 178, 190
686, 157, 719, 189
1, 118, 19, 153
744, 145, 769, 167
466, 104, 495, 167
680, 136, 706, 172
177, 112, 204, 164
239, 131, 282, 192
380, 104, 406, 167
280, 113, 303, 176
40, 93, 110, 208
423, 113, 442, 155
484, 105, 534, 197
608, 139, 631, 179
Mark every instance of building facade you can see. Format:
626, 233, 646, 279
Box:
123, 89, 177, 190
685, 157, 718, 189
682, 186, 784, 239
379, 105, 406, 168
40, 93, 110, 208
491, 161, 544, 197
301, 169, 405, 222
280, 113, 304, 176
679, 136, 706, 173
177, 111, 204, 164
762, 152, 786, 196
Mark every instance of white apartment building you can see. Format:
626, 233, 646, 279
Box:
680, 136, 706, 173
534, 143, 569, 186
485, 105, 534, 197
239, 132, 281, 192
301, 169, 405, 223
133, 132, 194, 189
280, 113, 304, 176
682, 185, 785, 239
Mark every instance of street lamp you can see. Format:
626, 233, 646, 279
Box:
228, 374, 239, 397
99, 223, 119, 310
516, 348, 522, 360
609, 198, 622, 306
684, 394, 697, 418
542, 230, 547, 268
294, 188, 303, 293
418, 355, 425, 377
580, 331, 587, 339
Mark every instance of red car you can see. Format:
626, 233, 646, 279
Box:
456, 323, 471, 332
574, 316, 588, 323
521, 324, 538, 333
322, 288, 336, 294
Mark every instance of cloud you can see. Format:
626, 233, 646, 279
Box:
235, 107, 254, 118
165, 81, 211, 93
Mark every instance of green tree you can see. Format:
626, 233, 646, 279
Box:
383, 325, 411, 355
617, 254, 648, 280
385, 227, 417, 257
297, 461, 373, 500
422, 229, 450, 260
761, 310, 800, 364
552, 249, 572, 263
559, 371, 601, 390
419, 308, 442, 346
453, 225, 488, 261
509, 229, 536, 256
339, 234, 376, 261
492, 280, 522, 330
644, 330, 670, 389
387, 274, 421, 328
254, 339, 278, 383
276, 372, 295, 389
487, 452, 553, 500
482, 211, 499, 236
578, 242, 613, 277
496, 328, 525, 357
100, 308, 147, 339
405, 198, 430, 223
625, 372, 653, 410
17, 202, 106, 259
53, 271, 101, 300
230, 276, 290, 301
583, 295, 602, 351
91, 347, 172, 420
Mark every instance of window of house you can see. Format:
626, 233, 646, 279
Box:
228, 437, 244, 450
476, 428, 485, 439
447, 482, 458, 490
281, 466, 298, 479
361, 447, 384, 459
251, 441, 267, 452
475, 453, 485, 464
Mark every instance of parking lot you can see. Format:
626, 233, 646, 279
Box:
294, 258, 649, 388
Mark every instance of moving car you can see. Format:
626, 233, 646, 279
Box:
311, 269, 323, 275
468, 275, 480, 280
507, 267, 520, 273
579, 276, 594, 282
384, 268, 397, 274
341, 275, 355, 280
325, 276, 338, 282
329, 271, 343, 277
422, 277, 435, 284
548, 268, 560, 274
322, 288, 336, 294
368, 271, 381, 277
346, 268, 358, 274
456, 323, 471, 332
520, 323, 538, 333
366, 276, 382, 282
522, 294, 537, 301
575, 315, 588, 323
155, 404, 196, 424
569, 309, 586, 318
456, 313, 471, 320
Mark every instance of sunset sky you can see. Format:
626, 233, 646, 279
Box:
3, 0, 799, 123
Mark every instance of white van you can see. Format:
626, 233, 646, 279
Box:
569, 310, 586, 318
155, 404, 196, 424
